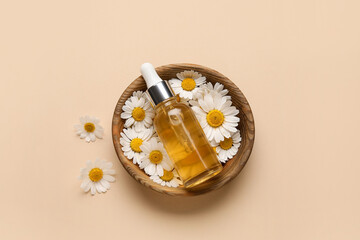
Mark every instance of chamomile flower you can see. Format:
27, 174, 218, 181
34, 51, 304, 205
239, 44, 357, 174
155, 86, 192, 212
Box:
192, 94, 240, 142
132, 90, 145, 98
120, 127, 153, 164
150, 169, 182, 188
211, 130, 241, 163
79, 159, 115, 195
139, 138, 173, 176
74, 116, 104, 142
169, 70, 206, 100
121, 92, 155, 132
194, 82, 230, 101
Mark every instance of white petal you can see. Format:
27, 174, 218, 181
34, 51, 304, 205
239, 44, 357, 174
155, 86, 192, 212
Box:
133, 153, 140, 164
157, 165, 164, 176
125, 99, 134, 108
122, 105, 132, 112
230, 147, 238, 155
214, 97, 226, 110
94, 129, 104, 138
220, 101, 232, 112
233, 143, 241, 149
120, 132, 130, 142
95, 182, 106, 193
184, 91, 192, 99
176, 73, 184, 80
138, 98, 145, 107
204, 94, 215, 110
225, 116, 240, 123
219, 151, 227, 160
220, 126, 231, 138
127, 150, 134, 159
222, 106, 239, 116
161, 159, 173, 171
195, 76, 206, 85
208, 127, 216, 141
100, 179, 110, 190
214, 128, 224, 142
222, 122, 237, 133
131, 97, 139, 106
80, 178, 91, 189
90, 184, 96, 195
198, 98, 210, 112
103, 169, 115, 175
169, 79, 182, 87
145, 164, 156, 175
121, 145, 131, 152
172, 87, 182, 95
83, 182, 91, 192
179, 91, 186, 98
144, 116, 152, 125
80, 132, 87, 139
121, 111, 132, 119
134, 122, 144, 132
140, 143, 151, 154
103, 175, 115, 182
226, 150, 233, 159
232, 131, 241, 141
139, 158, 150, 169
90, 133, 96, 142
124, 118, 135, 128
205, 127, 213, 140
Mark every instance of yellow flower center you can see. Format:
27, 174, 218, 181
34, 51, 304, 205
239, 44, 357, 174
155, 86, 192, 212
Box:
181, 78, 196, 91
130, 138, 143, 153
206, 110, 224, 127
84, 122, 95, 132
219, 137, 233, 150
160, 169, 174, 181
149, 150, 163, 164
132, 107, 146, 121
88, 168, 103, 182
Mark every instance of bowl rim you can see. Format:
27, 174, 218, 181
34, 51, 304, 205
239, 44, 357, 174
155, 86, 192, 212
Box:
112, 63, 255, 196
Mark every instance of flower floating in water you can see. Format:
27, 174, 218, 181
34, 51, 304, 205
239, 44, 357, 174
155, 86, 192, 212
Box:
139, 138, 173, 176
120, 127, 153, 164
192, 93, 240, 143
79, 159, 115, 195
121, 91, 155, 132
75, 116, 104, 142
169, 70, 206, 100
212, 130, 241, 163
150, 169, 182, 187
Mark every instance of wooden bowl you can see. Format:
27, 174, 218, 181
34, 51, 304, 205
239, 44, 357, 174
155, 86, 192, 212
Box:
112, 63, 255, 196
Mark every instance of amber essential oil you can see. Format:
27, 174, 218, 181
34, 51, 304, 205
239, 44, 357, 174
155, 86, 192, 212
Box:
153, 97, 222, 188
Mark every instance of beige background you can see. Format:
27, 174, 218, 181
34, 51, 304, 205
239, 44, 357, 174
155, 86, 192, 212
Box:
1, 0, 359, 239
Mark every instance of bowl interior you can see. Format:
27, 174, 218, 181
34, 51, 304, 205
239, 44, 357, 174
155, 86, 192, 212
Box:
112, 63, 255, 196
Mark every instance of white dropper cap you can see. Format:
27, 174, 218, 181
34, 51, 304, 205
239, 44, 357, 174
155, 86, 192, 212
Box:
140, 63, 174, 106
140, 63, 163, 88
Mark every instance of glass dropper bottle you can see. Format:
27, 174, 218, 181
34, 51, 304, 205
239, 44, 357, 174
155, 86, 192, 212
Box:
141, 63, 222, 188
